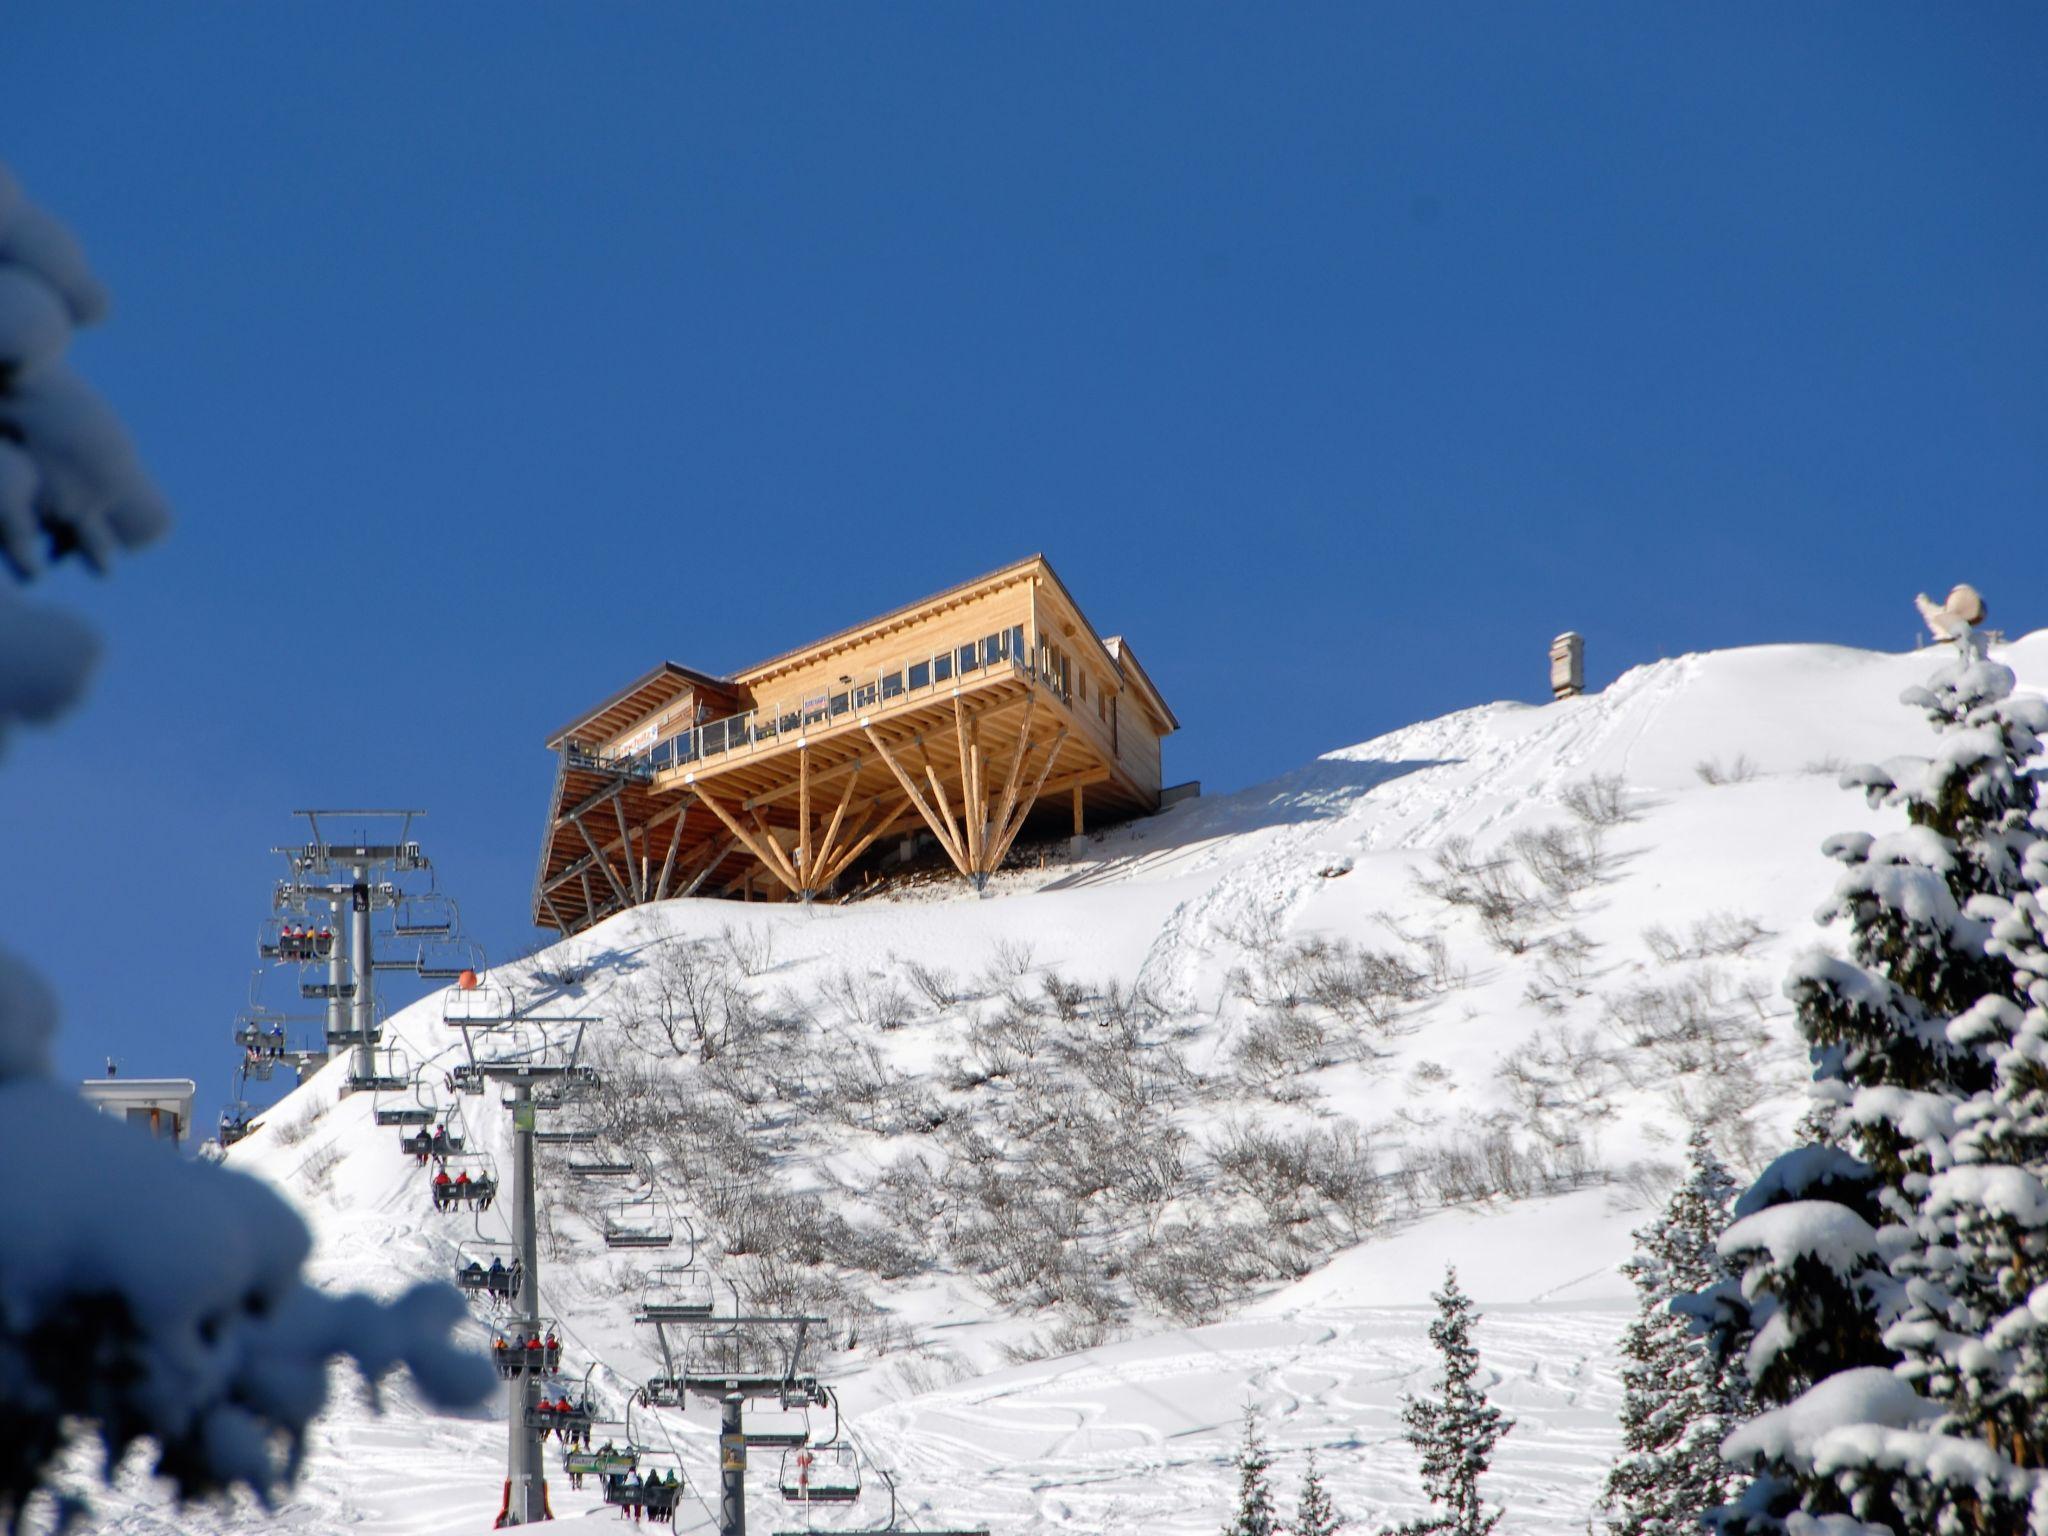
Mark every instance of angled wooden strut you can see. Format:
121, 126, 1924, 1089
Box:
863, 724, 970, 877
866, 702, 1068, 889
694, 786, 804, 899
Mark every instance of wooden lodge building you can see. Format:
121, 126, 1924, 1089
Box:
530, 555, 1180, 933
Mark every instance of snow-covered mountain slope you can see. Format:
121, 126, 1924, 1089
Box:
81, 632, 2048, 1535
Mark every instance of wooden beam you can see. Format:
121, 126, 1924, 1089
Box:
812, 795, 915, 890
988, 729, 1068, 872
612, 793, 643, 903
919, 742, 971, 875
797, 744, 812, 889
742, 753, 862, 812
652, 800, 690, 900
747, 805, 803, 891
694, 788, 802, 896
862, 726, 969, 875
572, 813, 631, 906
541, 796, 688, 898
952, 694, 982, 874
987, 693, 1039, 860
678, 835, 740, 899
808, 765, 865, 892
552, 777, 626, 831
1073, 781, 1085, 837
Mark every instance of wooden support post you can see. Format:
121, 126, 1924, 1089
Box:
863, 727, 971, 876
573, 814, 631, 907
653, 800, 690, 901
1073, 782, 1085, 837
813, 795, 914, 889
808, 768, 864, 894
986, 729, 1067, 872
613, 795, 642, 902
797, 744, 812, 893
747, 806, 802, 890
694, 787, 803, 897
678, 835, 739, 899
987, 694, 1039, 857
952, 695, 983, 877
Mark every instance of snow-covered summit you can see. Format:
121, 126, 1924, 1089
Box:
87, 631, 2048, 1535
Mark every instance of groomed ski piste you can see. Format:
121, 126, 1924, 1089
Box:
74, 629, 2048, 1535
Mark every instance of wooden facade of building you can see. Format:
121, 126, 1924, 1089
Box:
530, 556, 1178, 933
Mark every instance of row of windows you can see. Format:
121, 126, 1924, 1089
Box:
641, 626, 1031, 768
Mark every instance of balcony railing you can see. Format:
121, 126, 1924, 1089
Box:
566, 624, 1056, 781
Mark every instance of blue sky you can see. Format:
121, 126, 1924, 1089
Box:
5, 4, 2043, 1124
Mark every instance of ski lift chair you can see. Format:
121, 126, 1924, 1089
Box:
488, 1319, 563, 1378
417, 937, 487, 982
779, 1442, 861, 1504
393, 893, 457, 940
345, 1045, 410, 1094
446, 1062, 485, 1095
683, 1323, 801, 1394
534, 1127, 599, 1146
636, 1378, 685, 1410
603, 1191, 674, 1249
218, 1103, 254, 1148
442, 977, 515, 1026
373, 1072, 438, 1128
744, 1399, 812, 1449
640, 1262, 715, 1322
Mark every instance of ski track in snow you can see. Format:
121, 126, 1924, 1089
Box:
59, 634, 2048, 1536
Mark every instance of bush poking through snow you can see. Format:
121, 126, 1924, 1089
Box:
1562, 772, 1637, 826
1693, 753, 1758, 787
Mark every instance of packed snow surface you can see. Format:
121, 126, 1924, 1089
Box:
68, 631, 2048, 1534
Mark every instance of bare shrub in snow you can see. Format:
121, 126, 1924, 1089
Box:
1126, 1219, 1272, 1324
1416, 836, 1547, 953
270, 1102, 325, 1148
716, 920, 777, 977
1640, 911, 1772, 964
620, 936, 750, 1062
1210, 1120, 1384, 1239
820, 966, 913, 1032
1233, 1010, 1332, 1086
1692, 752, 1758, 786
978, 937, 1037, 994
902, 958, 959, 1011
1039, 969, 1091, 1023
1507, 822, 1612, 901
1495, 1025, 1622, 1148
1560, 772, 1636, 826
1601, 966, 1768, 1075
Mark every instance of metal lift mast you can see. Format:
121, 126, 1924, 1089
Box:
269, 809, 431, 1084
458, 1012, 600, 1528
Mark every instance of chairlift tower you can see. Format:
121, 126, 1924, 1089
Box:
461, 1013, 601, 1528
647, 1313, 832, 1536
268, 809, 433, 1085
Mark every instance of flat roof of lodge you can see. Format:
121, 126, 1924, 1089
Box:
546, 553, 1176, 747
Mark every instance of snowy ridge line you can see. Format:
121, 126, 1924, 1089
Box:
151, 630, 2048, 1536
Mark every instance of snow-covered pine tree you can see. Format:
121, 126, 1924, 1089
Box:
1225, 1406, 1280, 1536
1698, 633, 2048, 1536
1395, 1266, 1511, 1536
1294, 1449, 1342, 1536
0, 163, 491, 1528
1603, 1129, 1750, 1536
